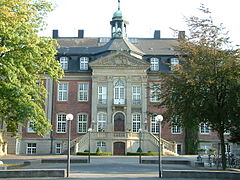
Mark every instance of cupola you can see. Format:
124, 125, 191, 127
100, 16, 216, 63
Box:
110, 0, 128, 38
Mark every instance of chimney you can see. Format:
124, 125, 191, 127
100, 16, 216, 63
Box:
154, 30, 161, 39
178, 31, 185, 39
78, 30, 84, 38
52, 30, 59, 39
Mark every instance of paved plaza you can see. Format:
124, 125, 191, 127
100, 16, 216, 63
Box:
0, 155, 239, 179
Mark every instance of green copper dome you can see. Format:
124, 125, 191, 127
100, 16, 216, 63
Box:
113, 10, 122, 18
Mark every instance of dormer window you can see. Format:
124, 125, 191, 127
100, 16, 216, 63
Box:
170, 58, 179, 70
80, 57, 89, 70
150, 58, 159, 71
59, 57, 68, 70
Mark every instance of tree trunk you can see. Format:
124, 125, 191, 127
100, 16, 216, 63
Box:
219, 130, 227, 170
185, 127, 199, 154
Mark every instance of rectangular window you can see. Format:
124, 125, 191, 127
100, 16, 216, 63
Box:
132, 114, 141, 132
200, 123, 210, 134
132, 86, 141, 105
26, 143, 36, 154
170, 58, 179, 71
80, 57, 89, 70
97, 113, 107, 132
27, 121, 35, 133
55, 143, 62, 154
78, 114, 88, 133
150, 84, 160, 102
96, 141, 106, 152
79, 83, 88, 102
150, 58, 159, 71
151, 115, 159, 134
56, 114, 67, 133
58, 82, 68, 101
98, 86, 107, 104
59, 57, 68, 70
171, 125, 182, 134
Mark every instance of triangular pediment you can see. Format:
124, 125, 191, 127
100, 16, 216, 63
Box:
90, 52, 149, 69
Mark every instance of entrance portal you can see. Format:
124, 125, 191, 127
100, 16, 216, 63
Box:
113, 142, 125, 155
114, 113, 125, 131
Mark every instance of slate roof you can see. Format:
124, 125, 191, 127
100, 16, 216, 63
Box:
56, 37, 178, 56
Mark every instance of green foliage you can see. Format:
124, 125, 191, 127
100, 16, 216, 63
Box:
127, 151, 159, 156
197, 148, 206, 154
208, 148, 216, 154
76, 152, 112, 156
0, 0, 63, 136
159, 5, 240, 169
96, 147, 103, 154
136, 147, 142, 153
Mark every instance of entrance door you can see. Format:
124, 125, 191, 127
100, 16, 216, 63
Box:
113, 142, 125, 155
114, 113, 125, 131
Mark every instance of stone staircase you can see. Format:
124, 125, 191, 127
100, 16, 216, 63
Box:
144, 132, 178, 156
63, 131, 178, 156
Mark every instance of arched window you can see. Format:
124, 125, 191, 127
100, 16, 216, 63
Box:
114, 80, 125, 104
80, 57, 89, 70
150, 58, 159, 71
97, 112, 107, 132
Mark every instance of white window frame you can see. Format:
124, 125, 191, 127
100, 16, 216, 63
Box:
150, 58, 159, 71
80, 57, 89, 70
151, 114, 159, 134
27, 121, 35, 133
132, 86, 141, 105
96, 141, 106, 152
224, 130, 230, 135
78, 113, 88, 133
114, 80, 125, 104
170, 58, 179, 71
97, 112, 107, 132
200, 123, 210, 134
26, 143, 37, 154
55, 143, 62, 154
98, 86, 107, 104
150, 84, 161, 102
171, 125, 182, 134
57, 82, 68, 101
78, 83, 89, 102
59, 57, 68, 70
132, 114, 141, 132
56, 114, 67, 133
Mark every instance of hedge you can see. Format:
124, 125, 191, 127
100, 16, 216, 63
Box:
76, 152, 112, 156
127, 152, 159, 156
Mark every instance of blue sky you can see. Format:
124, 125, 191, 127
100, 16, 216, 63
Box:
41, 0, 240, 45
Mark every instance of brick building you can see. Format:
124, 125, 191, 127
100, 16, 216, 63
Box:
16, 1, 232, 155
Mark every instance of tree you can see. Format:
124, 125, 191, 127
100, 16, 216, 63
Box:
0, 0, 63, 136
160, 5, 240, 170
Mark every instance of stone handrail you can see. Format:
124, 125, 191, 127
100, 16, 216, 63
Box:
146, 132, 177, 155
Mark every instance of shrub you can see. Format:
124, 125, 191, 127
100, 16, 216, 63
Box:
76, 152, 112, 156
96, 147, 102, 154
136, 147, 143, 153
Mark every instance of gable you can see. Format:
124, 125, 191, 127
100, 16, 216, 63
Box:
90, 52, 150, 69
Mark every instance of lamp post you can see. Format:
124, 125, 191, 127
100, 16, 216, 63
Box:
88, 128, 92, 163
155, 115, 163, 178
138, 128, 143, 164
66, 113, 73, 178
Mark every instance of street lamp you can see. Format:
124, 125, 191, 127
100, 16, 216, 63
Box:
155, 114, 163, 178
66, 113, 73, 178
88, 128, 92, 163
138, 128, 143, 164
